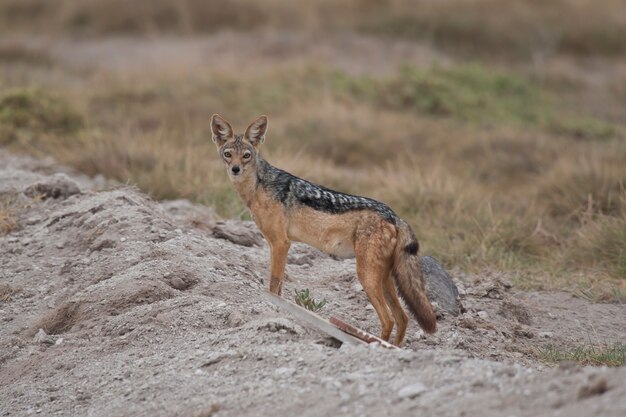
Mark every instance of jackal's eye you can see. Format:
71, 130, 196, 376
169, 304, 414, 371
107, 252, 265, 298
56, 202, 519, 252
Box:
223, 151, 232, 158
243, 152, 252, 160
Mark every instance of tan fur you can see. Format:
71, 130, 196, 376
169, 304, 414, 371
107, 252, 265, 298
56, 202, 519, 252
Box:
211, 114, 436, 346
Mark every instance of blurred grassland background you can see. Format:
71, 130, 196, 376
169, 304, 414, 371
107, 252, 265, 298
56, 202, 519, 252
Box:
0, 0, 625, 300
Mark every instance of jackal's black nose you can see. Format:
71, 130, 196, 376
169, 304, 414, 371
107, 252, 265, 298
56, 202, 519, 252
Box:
231, 166, 241, 174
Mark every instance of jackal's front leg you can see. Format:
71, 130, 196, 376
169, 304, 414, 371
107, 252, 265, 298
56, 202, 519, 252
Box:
268, 239, 290, 295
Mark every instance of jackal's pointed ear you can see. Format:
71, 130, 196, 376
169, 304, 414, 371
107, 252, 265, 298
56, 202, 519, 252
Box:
244, 115, 268, 148
210, 114, 233, 147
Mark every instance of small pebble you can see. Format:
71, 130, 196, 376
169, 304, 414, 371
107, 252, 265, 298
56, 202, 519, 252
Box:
26, 216, 41, 225
274, 367, 296, 377
398, 382, 427, 399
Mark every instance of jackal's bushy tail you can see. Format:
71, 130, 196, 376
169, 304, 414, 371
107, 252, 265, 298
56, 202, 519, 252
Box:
392, 220, 437, 334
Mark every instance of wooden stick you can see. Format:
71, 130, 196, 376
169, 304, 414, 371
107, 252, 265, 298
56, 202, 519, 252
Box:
262, 291, 365, 346
330, 317, 400, 350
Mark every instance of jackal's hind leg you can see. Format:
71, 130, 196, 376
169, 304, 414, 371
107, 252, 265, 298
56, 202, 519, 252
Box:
354, 224, 396, 342
356, 261, 394, 341
383, 273, 409, 346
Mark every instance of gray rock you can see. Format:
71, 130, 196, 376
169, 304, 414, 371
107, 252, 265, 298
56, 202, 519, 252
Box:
420, 256, 463, 316
25, 216, 42, 225
33, 329, 55, 345
23, 173, 81, 200
211, 220, 264, 247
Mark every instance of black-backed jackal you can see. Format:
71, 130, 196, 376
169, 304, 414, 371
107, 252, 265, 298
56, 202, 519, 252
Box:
211, 114, 436, 346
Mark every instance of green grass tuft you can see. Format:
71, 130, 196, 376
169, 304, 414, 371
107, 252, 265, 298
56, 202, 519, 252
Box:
538, 343, 626, 367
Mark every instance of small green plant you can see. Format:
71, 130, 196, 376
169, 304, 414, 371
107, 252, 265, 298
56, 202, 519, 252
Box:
538, 343, 625, 367
294, 288, 327, 312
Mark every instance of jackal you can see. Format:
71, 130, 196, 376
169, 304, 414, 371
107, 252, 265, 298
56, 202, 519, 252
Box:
211, 114, 436, 346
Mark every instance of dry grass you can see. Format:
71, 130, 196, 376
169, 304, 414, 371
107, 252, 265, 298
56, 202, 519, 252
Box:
570, 215, 626, 280
362, 0, 626, 59
32, 302, 83, 335
0, 283, 18, 302
0, 0, 626, 58
0, 208, 17, 235
0, 42, 53, 67
538, 157, 626, 222
0, 193, 19, 235
2, 0, 624, 60
0, 0, 371, 36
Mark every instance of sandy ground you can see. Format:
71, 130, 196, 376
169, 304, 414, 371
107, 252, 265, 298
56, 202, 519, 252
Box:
0, 149, 625, 417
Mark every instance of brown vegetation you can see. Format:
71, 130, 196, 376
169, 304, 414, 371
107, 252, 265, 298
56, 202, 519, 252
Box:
2, 0, 625, 60
32, 302, 83, 335
0, 283, 17, 302
0, 194, 18, 235
363, 0, 626, 58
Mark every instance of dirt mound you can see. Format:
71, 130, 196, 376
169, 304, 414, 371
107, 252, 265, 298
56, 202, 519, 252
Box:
1, 149, 625, 417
